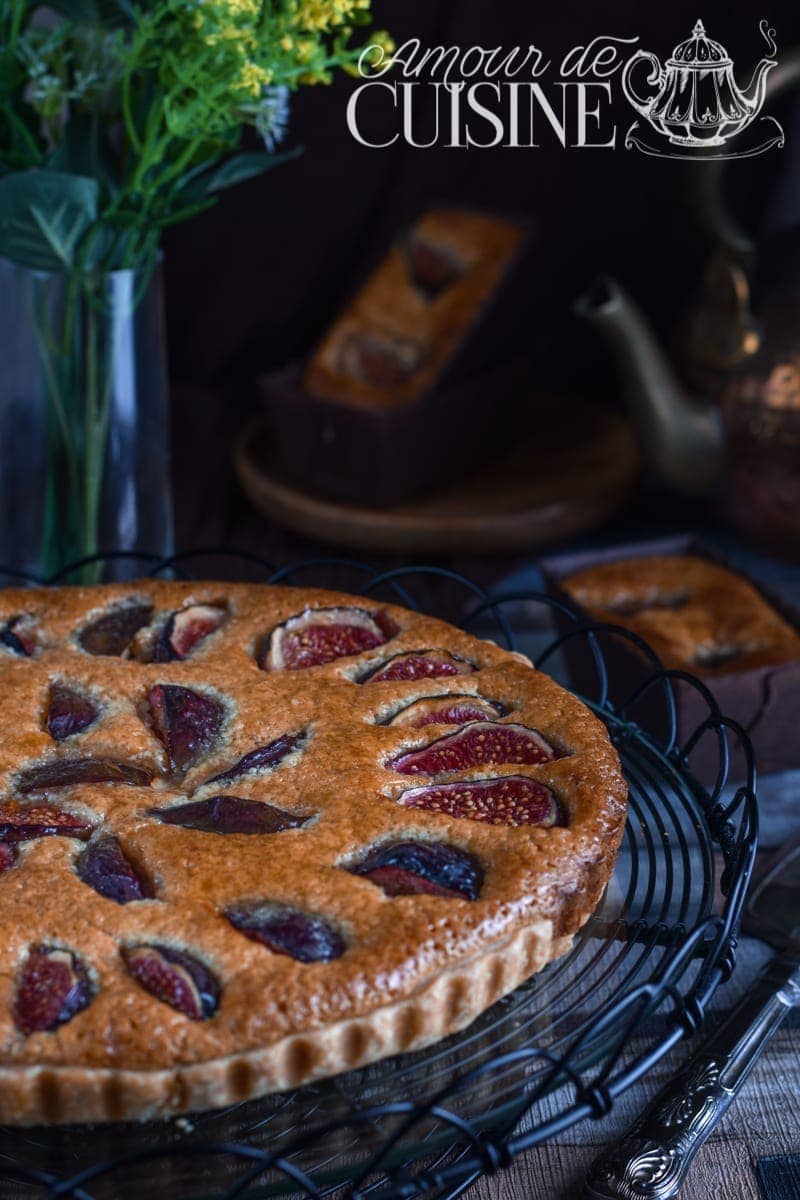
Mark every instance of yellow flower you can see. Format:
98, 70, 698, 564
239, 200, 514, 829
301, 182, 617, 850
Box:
238, 60, 271, 95
216, 0, 260, 15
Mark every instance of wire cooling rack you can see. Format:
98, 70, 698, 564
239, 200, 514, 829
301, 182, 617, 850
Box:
0, 550, 759, 1200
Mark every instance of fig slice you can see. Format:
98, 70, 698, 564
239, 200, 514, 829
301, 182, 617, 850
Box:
45, 681, 100, 741
348, 840, 482, 900
77, 834, 152, 904
398, 776, 565, 828
122, 944, 219, 1020
17, 758, 153, 795
146, 685, 224, 774
14, 945, 92, 1034
0, 801, 94, 843
201, 731, 305, 789
338, 331, 422, 389
78, 601, 154, 657
151, 795, 307, 835
0, 615, 37, 657
225, 902, 345, 963
150, 604, 227, 663
361, 650, 475, 684
388, 722, 558, 777
386, 695, 507, 729
0, 843, 18, 871
405, 235, 463, 300
261, 606, 388, 671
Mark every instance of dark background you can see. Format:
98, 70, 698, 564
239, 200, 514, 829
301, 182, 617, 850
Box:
162, 0, 800, 551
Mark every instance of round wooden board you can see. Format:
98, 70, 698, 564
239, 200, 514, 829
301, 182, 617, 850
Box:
234, 404, 640, 556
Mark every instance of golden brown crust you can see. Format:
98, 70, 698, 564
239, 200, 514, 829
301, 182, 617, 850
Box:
561, 555, 800, 675
304, 210, 523, 411
0, 581, 626, 1124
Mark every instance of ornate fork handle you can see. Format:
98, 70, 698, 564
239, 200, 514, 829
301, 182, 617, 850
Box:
584, 955, 800, 1200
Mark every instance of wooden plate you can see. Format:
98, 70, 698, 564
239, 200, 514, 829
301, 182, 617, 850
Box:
234, 404, 640, 556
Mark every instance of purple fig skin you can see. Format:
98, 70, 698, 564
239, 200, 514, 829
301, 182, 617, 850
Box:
405, 236, 463, 299
348, 840, 483, 900
77, 835, 153, 903
225, 902, 345, 963
151, 795, 307, 835
14, 945, 92, 1034
46, 682, 100, 741
0, 842, 18, 871
147, 685, 224, 774
78, 602, 153, 656
17, 758, 153, 795
388, 722, 557, 776
123, 944, 219, 1019
201, 732, 305, 789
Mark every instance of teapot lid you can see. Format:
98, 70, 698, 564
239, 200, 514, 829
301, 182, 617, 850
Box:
668, 19, 732, 68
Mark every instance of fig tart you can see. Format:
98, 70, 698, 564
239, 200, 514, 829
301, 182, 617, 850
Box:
0, 582, 626, 1124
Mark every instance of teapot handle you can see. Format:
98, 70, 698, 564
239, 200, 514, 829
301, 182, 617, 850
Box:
621, 50, 664, 118
691, 46, 800, 259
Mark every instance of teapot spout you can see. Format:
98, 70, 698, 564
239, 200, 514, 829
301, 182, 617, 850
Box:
741, 54, 777, 121
574, 277, 723, 495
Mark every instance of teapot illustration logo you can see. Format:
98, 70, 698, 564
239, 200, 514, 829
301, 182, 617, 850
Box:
622, 18, 785, 158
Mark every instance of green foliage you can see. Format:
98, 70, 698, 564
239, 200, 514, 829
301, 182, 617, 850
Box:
0, 0, 391, 274
0, 171, 98, 270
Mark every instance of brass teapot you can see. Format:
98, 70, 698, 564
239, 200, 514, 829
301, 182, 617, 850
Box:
622, 19, 776, 147
575, 252, 800, 554
577, 39, 800, 556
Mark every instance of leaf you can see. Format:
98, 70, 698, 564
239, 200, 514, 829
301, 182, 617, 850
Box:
0, 171, 98, 271
199, 146, 302, 195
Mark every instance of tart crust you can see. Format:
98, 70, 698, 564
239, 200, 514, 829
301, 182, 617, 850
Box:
0, 581, 626, 1124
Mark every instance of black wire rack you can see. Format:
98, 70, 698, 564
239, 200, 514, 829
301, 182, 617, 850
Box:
0, 550, 759, 1200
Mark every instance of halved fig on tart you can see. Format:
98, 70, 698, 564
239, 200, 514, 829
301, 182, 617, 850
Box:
200, 731, 305, 789
0, 615, 37, 657
14, 945, 93, 1034
347, 840, 482, 899
0, 801, 94, 842
146, 684, 224, 775
225, 902, 345, 962
260, 606, 390, 671
398, 776, 565, 828
45, 681, 101, 741
123, 944, 219, 1020
361, 649, 475, 683
385, 694, 507, 729
77, 834, 153, 904
17, 758, 153, 794
151, 795, 308, 835
78, 601, 153, 657
139, 603, 227, 663
388, 722, 558, 776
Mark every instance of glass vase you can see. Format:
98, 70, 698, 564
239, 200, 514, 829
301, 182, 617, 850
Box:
0, 256, 174, 583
